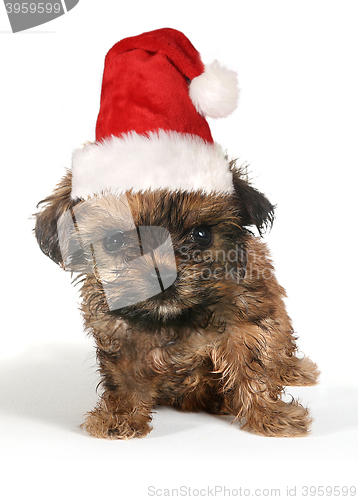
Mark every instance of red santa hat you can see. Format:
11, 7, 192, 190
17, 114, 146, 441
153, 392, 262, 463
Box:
71, 28, 239, 200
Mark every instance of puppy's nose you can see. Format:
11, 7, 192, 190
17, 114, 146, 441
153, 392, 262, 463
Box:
147, 268, 177, 290
148, 269, 160, 285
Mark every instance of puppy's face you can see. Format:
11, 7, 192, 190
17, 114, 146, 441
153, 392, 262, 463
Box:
57, 191, 245, 329
35, 167, 274, 330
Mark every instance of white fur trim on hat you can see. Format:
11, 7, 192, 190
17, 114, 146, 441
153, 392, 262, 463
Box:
189, 60, 239, 119
71, 131, 234, 199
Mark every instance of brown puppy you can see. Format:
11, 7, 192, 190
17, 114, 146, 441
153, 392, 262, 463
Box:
35, 162, 319, 439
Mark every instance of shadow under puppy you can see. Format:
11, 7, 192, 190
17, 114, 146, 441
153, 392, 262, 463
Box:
35, 28, 319, 438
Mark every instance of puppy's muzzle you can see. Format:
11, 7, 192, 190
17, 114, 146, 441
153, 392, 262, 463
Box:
148, 267, 178, 292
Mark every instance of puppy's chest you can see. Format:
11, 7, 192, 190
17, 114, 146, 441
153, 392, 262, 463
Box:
147, 332, 214, 372
102, 323, 217, 374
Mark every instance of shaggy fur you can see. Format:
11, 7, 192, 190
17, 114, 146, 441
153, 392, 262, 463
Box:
35, 164, 319, 439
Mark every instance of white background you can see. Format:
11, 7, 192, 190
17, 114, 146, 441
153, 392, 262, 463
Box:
1, 1, 357, 498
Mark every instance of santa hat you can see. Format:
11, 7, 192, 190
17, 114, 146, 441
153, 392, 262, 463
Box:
71, 28, 239, 200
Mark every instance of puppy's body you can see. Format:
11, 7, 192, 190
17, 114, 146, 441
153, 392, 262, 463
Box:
35, 168, 319, 438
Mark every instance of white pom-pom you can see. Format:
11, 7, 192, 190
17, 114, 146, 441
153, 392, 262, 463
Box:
189, 60, 239, 119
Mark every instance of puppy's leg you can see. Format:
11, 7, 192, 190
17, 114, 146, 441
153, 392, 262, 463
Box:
235, 343, 316, 436
82, 391, 153, 440
263, 306, 320, 388
270, 349, 320, 387
81, 349, 154, 439
244, 237, 320, 388
211, 326, 313, 437
235, 377, 312, 437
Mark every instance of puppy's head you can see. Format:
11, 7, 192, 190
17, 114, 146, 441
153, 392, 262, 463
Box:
35, 165, 274, 330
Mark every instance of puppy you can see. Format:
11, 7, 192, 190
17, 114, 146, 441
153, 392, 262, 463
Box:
35, 162, 319, 439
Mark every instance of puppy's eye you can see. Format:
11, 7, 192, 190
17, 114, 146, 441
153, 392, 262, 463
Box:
191, 226, 213, 247
103, 231, 126, 252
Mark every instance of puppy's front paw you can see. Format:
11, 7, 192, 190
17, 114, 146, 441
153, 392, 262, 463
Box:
81, 397, 152, 440
244, 399, 312, 438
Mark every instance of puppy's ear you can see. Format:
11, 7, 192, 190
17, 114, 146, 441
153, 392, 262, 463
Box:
231, 165, 275, 234
34, 170, 79, 266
